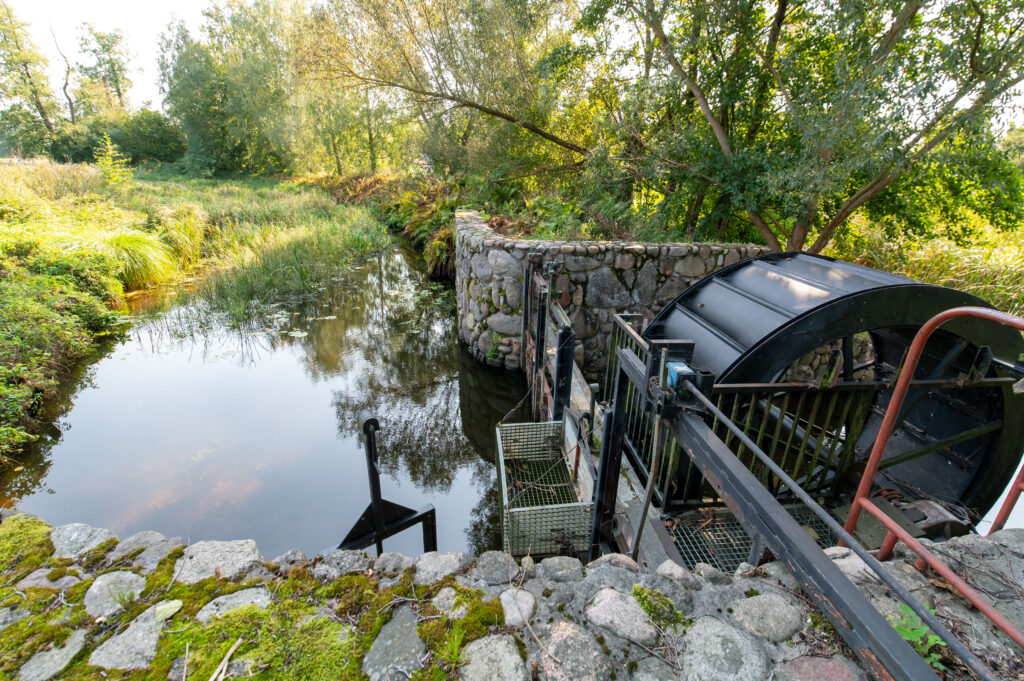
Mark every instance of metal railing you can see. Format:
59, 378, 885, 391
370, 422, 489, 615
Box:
521, 256, 575, 422
844, 306, 1024, 650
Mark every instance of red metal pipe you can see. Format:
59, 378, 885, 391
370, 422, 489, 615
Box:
844, 306, 1024, 535
988, 465, 1024, 535
859, 499, 1024, 649
840, 305, 1024, 650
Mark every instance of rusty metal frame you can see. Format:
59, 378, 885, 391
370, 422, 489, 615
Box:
844, 305, 1024, 651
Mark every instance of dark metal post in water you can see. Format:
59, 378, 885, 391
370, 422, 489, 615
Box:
360, 412, 386, 554
339, 411, 438, 554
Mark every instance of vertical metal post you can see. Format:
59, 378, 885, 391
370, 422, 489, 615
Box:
359, 411, 386, 554
422, 508, 438, 552
552, 325, 574, 422
589, 356, 632, 560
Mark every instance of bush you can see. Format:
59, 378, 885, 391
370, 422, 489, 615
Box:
49, 111, 185, 165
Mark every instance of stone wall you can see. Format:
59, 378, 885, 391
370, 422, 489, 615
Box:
455, 210, 772, 377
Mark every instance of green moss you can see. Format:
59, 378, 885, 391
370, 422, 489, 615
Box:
631, 584, 692, 633
743, 587, 761, 598
79, 537, 119, 571
513, 634, 527, 662
627, 660, 638, 674
47, 566, 68, 581
0, 603, 91, 676
0, 514, 52, 574
542, 588, 552, 598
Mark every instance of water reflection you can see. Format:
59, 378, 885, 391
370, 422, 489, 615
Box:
0, 249, 525, 558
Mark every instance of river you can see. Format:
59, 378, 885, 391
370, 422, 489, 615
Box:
0, 247, 526, 559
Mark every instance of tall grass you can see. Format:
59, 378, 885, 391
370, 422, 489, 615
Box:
201, 207, 389, 319
0, 160, 392, 456
828, 223, 1024, 316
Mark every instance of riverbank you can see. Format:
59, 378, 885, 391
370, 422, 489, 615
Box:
0, 510, 862, 681
3, 510, 1021, 680
0, 161, 389, 458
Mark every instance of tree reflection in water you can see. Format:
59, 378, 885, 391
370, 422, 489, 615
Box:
0, 247, 526, 556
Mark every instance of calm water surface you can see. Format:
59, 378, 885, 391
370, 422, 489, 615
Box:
1, 248, 526, 558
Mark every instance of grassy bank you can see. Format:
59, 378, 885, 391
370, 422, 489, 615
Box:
0, 161, 390, 458
827, 222, 1024, 316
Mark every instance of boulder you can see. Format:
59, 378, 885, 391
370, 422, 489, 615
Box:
488, 250, 520, 278
471, 551, 520, 585
585, 587, 658, 646
487, 313, 522, 336
50, 523, 113, 558
362, 607, 426, 681
107, 530, 183, 574
587, 553, 640, 573
19, 630, 86, 681
471, 252, 492, 281
270, 548, 308, 576
17, 568, 81, 591
196, 587, 272, 623
539, 621, 612, 681
540, 556, 583, 583
499, 588, 536, 628
375, 552, 414, 578
90, 602, 168, 669
460, 634, 529, 681
730, 593, 803, 642
634, 260, 659, 306
694, 563, 732, 585
432, 587, 468, 619
174, 540, 263, 584
655, 560, 702, 590
680, 617, 770, 681
311, 549, 373, 581
585, 269, 631, 308
0, 607, 28, 632
84, 571, 146, 618
414, 551, 472, 585
631, 656, 679, 681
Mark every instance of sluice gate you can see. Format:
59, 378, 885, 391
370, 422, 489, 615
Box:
512, 251, 1024, 681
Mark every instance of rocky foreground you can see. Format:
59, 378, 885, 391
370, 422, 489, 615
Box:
0, 511, 1022, 681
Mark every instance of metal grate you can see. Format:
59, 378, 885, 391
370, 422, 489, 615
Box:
666, 505, 835, 573
505, 457, 577, 508
498, 419, 592, 557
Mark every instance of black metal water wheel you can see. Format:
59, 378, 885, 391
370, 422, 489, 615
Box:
644, 252, 1024, 517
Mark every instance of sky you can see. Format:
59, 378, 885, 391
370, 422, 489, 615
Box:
11, 0, 213, 110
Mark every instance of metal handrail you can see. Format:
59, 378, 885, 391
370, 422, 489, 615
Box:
842, 305, 1024, 651
681, 379, 1001, 681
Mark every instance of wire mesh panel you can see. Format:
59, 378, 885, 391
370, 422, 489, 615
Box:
666, 506, 835, 573
498, 420, 593, 557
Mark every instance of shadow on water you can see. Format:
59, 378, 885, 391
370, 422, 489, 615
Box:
0, 247, 526, 558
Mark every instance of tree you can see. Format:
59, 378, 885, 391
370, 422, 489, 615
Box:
78, 24, 132, 110
160, 1, 296, 173
581, 0, 1024, 251
296, 0, 589, 159
0, 1, 56, 139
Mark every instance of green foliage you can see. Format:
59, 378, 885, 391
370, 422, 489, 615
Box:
828, 221, 1024, 317
888, 604, 947, 671
390, 176, 462, 277
93, 133, 133, 189
631, 584, 691, 632
50, 110, 185, 165
0, 160, 390, 456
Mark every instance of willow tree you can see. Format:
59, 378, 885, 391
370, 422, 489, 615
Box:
582, 0, 1024, 251
78, 24, 133, 111
0, 1, 57, 148
295, 0, 590, 168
